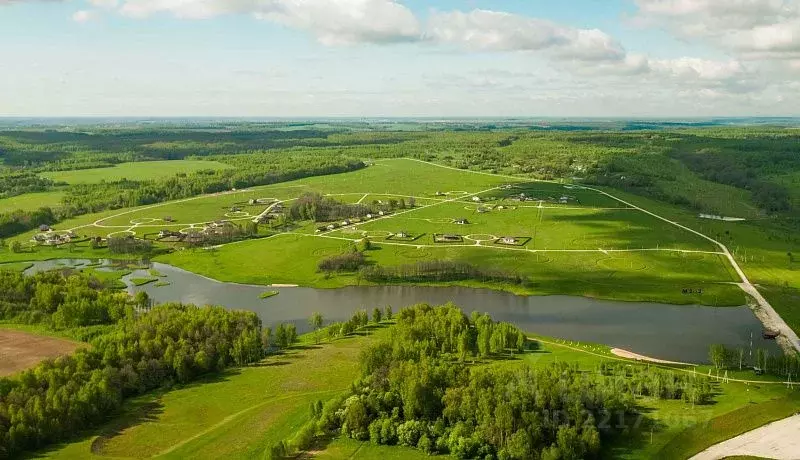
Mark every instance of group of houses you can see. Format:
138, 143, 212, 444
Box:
315, 211, 389, 232
256, 203, 285, 224
32, 226, 79, 246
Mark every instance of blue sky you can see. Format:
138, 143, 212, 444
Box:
1, 0, 799, 117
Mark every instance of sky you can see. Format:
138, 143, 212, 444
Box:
1, 0, 799, 117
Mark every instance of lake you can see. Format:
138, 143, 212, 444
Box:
116, 261, 778, 363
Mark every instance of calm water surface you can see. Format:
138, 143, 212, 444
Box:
118, 262, 778, 363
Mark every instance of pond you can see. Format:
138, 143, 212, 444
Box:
10, 259, 780, 363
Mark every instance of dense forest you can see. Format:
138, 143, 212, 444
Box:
278, 304, 715, 460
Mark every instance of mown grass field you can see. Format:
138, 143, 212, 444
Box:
40, 160, 233, 184
32, 326, 799, 460
0, 190, 65, 213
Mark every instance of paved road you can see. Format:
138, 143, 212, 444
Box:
690, 414, 800, 460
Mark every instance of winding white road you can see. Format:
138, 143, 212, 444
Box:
402, 158, 800, 354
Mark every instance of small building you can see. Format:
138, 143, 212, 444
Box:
472, 196, 481, 202
497, 205, 505, 210
396, 232, 410, 238
39, 224, 51, 232
435, 191, 446, 196
365, 214, 373, 219
454, 218, 469, 225
327, 224, 337, 230
230, 206, 241, 212
248, 199, 256, 205
559, 196, 570, 204
342, 220, 351, 226
499, 237, 518, 245
378, 211, 385, 216
158, 229, 180, 238
439, 234, 461, 242
317, 226, 328, 233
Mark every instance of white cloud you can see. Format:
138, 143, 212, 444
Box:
425, 9, 625, 61
71, 9, 96, 22
113, 0, 420, 44
634, 0, 800, 59
89, 0, 117, 7
254, 0, 420, 45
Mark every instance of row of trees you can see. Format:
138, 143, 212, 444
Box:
359, 260, 527, 285
709, 344, 800, 378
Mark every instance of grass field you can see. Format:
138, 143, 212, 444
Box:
0, 190, 65, 213
40, 160, 233, 184
2, 159, 748, 307
32, 325, 799, 460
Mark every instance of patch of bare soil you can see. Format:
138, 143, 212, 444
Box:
0, 329, 82, 376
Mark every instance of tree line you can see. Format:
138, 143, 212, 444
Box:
359, 260, 527, 286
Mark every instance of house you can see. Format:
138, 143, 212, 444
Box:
497, 205, 505, 210
472, 196, 481, 202
185, 233, 204, 244
230, 206, 241, 212
39, 224, 51, 232
396, 232, 410, 238
435, 191, 446, 196
454, 218, 469, 225
317, 226, 328, 233
158, 230, 180, 238
439, 234, 461, 242
327, 224, 337, 230
164, 216, 174, 222
559, 196, 570, 204
248, 199, 256, 205
499, 237, 518, 245
378, 211, 385, 216
342, 220, 351, 226
477, 207, 489, 214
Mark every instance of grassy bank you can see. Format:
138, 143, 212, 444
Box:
30, 323, 796, 460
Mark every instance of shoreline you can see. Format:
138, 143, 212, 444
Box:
610, 348, 696, 366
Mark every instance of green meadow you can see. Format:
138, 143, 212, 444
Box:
4, 159, 748, 306
34, 326, 800, 460
0, 191, 65, 213
40, 160, 233, 184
